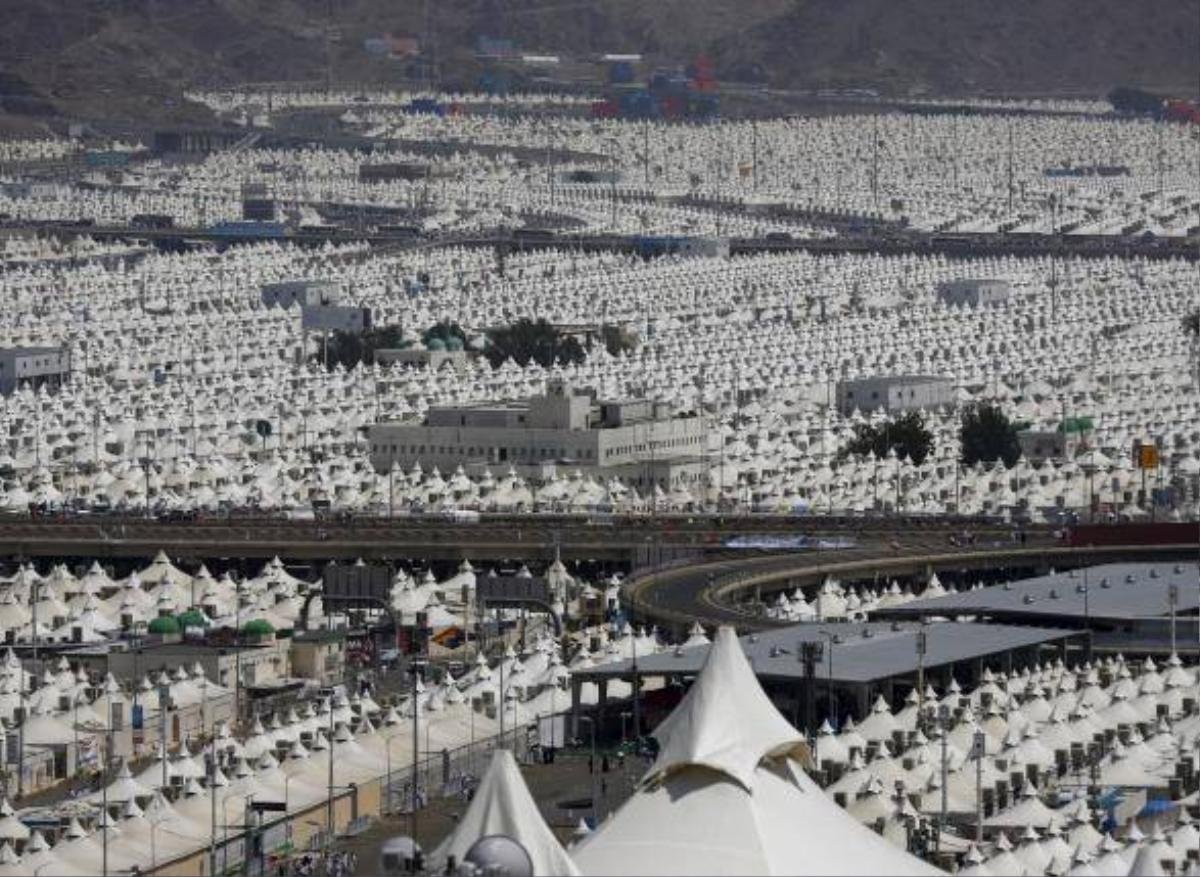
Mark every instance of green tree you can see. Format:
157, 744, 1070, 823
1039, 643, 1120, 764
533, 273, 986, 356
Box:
318, 324, 405, 370
423, 320, 467, 349
840, 412, 933, 466
1183, 309, 1200, 339
485, 318, 585, 368
600, 324, 637, 357
960, 402, 1021, 468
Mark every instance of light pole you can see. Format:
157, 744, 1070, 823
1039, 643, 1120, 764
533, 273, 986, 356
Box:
1168, 583, 1179, 657
409, 658, 426, 847
936, 704, 949, 855
326, 697, 335, 857
973, 729, 985, 845
385, 734, 402, 814
578, 716, 598, 823
816, 628, 835, 729
915, 627, 928, 730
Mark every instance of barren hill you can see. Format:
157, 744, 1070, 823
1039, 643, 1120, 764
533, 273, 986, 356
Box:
0, 0, 1196, 126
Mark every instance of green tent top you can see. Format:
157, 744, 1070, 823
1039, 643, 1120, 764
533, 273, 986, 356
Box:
177, 609, 210, 629
148, 615, 181, 635
241, 619, 275, 637
1060, 416, 1095, 434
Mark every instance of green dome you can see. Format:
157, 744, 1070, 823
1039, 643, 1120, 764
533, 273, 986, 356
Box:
426, 337, 447, 352
148, 616, 181, 635
177, 610, 209, 629
241, 619, 275, 637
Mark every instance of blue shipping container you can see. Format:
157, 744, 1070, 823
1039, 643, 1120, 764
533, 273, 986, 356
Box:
406, 98, 445, 116
85, 151, 132, 168
609, 61, 635, 84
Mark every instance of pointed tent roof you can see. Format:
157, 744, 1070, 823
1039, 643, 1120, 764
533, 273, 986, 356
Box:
572, 626, 940, 877
429, 749, 580, 877
648, 626, 809, 791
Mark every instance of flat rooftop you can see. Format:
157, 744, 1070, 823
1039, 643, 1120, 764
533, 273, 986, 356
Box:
873, 562, 1200, 624
577, 621, 1075, 686
1, 346, 63, 355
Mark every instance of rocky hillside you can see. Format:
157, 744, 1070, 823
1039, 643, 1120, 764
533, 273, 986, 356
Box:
0, 0, 1195, 126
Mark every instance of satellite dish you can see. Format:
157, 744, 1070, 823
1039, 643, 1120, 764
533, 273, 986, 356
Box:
464, 834, 534, 877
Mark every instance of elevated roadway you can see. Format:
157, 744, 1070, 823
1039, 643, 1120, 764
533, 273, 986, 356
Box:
0, 513, 1017, 565
12, 222, 1199, 262
622, 533, 1200, 636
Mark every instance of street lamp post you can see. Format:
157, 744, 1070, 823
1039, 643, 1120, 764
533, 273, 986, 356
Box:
578, 716, 598, 823
915, 627, 928, 730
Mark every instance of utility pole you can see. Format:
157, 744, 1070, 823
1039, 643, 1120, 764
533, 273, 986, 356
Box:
973, 729, 985, 845
326, 695, 335, 856
208, 747, 217, 877
871, 114, 879, 208
937, 704, 949, 855
915, 628, 927, 727
1156, 122, 1164, 193
1007, 118, 1015, 214
952, 114, 960, 192
1168, 583, 1179, 656
630, 630, 640, 748
643, 121, 650, 186
410, 659, 423, 845
752, 119, 759, 193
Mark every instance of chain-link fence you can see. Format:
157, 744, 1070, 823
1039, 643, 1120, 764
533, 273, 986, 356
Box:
381, 720, 543, 815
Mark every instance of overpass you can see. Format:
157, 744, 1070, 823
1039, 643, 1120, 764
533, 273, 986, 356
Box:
621, 534, 1200, 637
0, 513, 1019, 566
12, 221, 1200, 262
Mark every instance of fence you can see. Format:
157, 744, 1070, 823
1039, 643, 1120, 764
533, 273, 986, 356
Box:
381, 719, 540, 815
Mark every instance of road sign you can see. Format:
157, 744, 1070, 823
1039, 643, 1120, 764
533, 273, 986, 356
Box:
1133, 441, 1160, 469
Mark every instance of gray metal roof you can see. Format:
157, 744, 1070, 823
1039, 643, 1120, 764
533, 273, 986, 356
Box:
578, 621, 1075, 685
875, 562, 1199, 623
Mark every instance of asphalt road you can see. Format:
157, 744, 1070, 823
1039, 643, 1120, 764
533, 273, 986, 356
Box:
13, 221, 1199, 262
621, 533, 1197, 634
0, 513, 1024, 564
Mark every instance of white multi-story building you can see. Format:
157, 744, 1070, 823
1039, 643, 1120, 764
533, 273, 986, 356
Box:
936, 278, 1011, 308
837, 375, 954, 415
0, 346, 71, 396
260, 279, 339, 309
369, 380, 707, 489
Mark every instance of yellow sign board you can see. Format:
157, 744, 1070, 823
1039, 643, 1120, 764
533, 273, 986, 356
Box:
1137, 444, 1160, 470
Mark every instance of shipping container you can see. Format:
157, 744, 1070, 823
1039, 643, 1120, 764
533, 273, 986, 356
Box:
609, 61, 635, 84
591, 99, 619, 119
84, 151, 132, 168
405, 98, 445, 116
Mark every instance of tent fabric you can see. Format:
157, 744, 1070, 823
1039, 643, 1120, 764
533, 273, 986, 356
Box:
647, 626, 810, 791
429, 748, 580, 877
573, 625, 940, 876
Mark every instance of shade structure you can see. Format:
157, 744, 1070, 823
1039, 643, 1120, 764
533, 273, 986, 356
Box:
429, 748, 580, 877
572, 627, 941, 876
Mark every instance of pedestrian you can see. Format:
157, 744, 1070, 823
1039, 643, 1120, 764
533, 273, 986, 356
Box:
601, 754, 609, 773
587, 754, 594, 773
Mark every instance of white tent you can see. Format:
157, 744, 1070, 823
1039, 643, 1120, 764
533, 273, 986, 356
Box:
572, 627, 941, 876
429, 748, 580, 877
